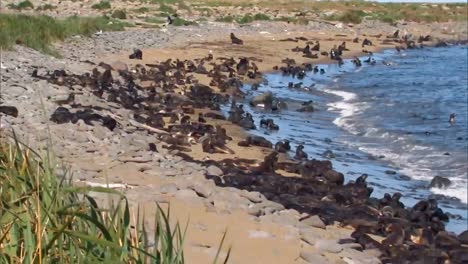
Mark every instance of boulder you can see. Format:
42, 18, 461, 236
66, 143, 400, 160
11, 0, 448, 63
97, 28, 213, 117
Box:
111, 61, 128, 72
298, 215, 326, 229
429, 176, 452, 189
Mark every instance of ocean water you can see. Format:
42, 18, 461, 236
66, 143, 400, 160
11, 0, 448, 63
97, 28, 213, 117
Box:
228, 45, 468, 234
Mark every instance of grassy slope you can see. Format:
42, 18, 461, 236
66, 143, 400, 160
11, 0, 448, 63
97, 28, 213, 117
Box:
0, 14, 131, 55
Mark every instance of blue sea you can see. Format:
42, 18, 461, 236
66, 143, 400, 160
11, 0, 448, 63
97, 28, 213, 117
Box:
228, 45, 468, 233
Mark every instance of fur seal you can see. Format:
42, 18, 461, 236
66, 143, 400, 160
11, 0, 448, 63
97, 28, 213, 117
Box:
294, 144, 308, 160
274, 140, 291, 153
0, 105, 19, 117
129, 48, 143, 60
362, 39, 373, 47
449, 113, 456, 125
230, 33, 244, 45
260, 118, 279, 130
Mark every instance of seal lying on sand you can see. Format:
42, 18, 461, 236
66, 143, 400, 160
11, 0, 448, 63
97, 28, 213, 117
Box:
129, 48, 143, 60
231, 33, 244, 45
0, 106, 19, 117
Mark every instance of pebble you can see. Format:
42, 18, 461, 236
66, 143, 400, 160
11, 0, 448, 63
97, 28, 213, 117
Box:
298, 215, 326, 229
159, 183, 179, 194
300, 251, 329, 264
206, 165, 223, 176
315, 239, 343, 253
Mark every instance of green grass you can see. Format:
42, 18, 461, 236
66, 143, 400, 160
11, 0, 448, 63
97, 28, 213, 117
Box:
147, 0, 181, 4
326, 10, 366, 24
144, 17, 166, 24
112, 9, 127, 19
178, 1, 191, 12
253, 13, 270, 21
159, 4, 176, 14
36, 4, 57, 11
0, 139, 185, 263
132, 7, 150, 13
215, 15, 235, 23
0, 14, 129, 55
91, 0, 111, 10
0, 135, 231, 263
172, 17, 197, 26
7, 0, 34, 10
235, 13, 271, 24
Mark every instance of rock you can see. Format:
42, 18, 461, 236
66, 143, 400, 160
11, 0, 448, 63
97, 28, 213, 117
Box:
429, 176, 452, 189
206, 165, 223, 177
300, 229, 323, 245
385, 170, 397, 175
174, 189, 199, 199
300, 251, 329, 264
458, 230, 468, 245
210, 190, 251, 213
189, 182, 214, 198
259, 211, 298, 226
111, 61, 128, 72
159, 183, 179, 194
250, 91, 273, 107
322, 150, 336, 159
240, 190, 265, 203
297, 105, 314, 112
315, 239, 343, 253
298, 215, 326, 229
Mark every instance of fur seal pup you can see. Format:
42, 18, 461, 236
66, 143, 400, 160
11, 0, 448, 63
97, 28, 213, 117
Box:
256, 151, 278, 173
148, 143, 158, 152
449, 113, 456, 126
382, 223, 405, 248
311, 41, 320, 51
0, 106, 19, 117
275, 140, 291, 153
129, 49, 143, 60
362, 39, 373, 47
294, 145, 308, 160
260, 118, 279, 130
230, 33, 244, 45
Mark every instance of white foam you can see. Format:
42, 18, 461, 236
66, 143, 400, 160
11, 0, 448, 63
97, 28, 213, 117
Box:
325, 89, 360, 131
431, 185, 468, 204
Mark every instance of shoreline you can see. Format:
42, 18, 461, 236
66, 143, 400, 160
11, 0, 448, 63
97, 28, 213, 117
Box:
1, 21, 467, 263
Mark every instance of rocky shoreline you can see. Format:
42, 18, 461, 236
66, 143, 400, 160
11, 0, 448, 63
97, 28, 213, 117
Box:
1, 21, 467, 263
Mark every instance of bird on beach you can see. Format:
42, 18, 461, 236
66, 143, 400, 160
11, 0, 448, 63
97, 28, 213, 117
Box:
449, 113, 456, 126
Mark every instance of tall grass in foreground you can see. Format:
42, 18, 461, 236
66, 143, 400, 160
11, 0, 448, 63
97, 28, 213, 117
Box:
0, 139, 230, 263
0, 14, 131, 55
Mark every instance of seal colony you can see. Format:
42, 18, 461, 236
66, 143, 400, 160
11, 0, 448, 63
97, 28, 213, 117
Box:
2, 20, 467, 263
20, 30, 466, 263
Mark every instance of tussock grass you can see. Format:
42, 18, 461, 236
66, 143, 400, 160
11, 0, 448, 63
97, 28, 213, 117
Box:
112, 9, 127, 19
7, 0, 34, 10
91, 0, 111, 10
0, 139, 186, 263
159, 4, 176, 14
132, 7, 150, 13
0, 136, 231, 263
144, 16, 167, 24
326, 10, 366, 24
216, 13, 270, 24
36, 4, 57, 11
215, 15, 235, 23
0, 14, 130, 55
172, 17, 197, 26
